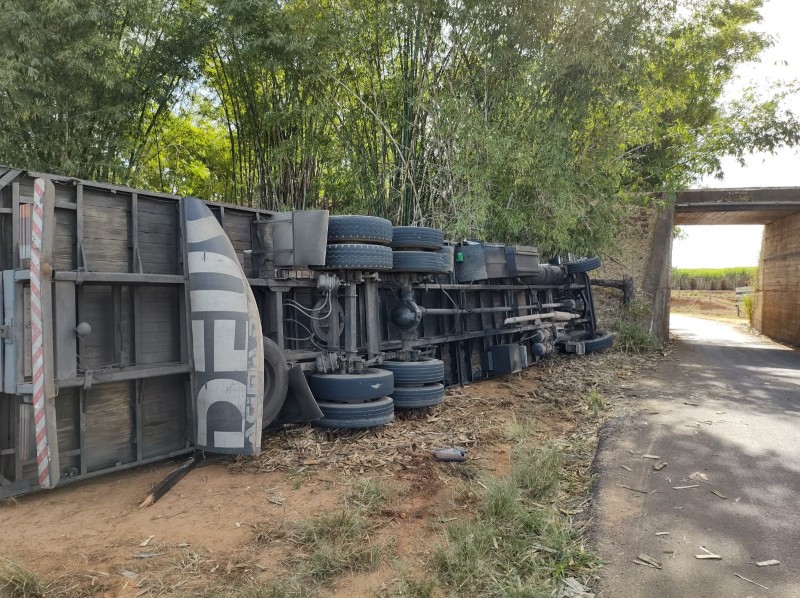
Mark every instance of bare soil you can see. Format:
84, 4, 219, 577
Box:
670, 290, 742, 321
1, 351, 657, 597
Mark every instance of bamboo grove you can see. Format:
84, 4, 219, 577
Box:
0, 0, 797, 254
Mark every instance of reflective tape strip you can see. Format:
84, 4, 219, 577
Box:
30, 178, 51, 489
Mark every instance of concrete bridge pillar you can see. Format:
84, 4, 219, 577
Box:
753, 212, 800, 345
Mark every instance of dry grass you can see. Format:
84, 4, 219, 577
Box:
0, 556, 45, 598
3, 348, 660, 597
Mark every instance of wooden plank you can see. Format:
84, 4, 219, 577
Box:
0, 168, 21, 191
54, 272, 184, 285
134, 380, 143, 461
83, 381, 134, 473
131, 192, 140, 272
0, 273, 3, 393
53, 282, 77, 381
11, 182, 19, 267
57, 362, 191, 389
76, 183, 85, 270
113, 286, 123, 364
3, 271, 16, 393
41, 180, 56, 399
22, 286, 31, 377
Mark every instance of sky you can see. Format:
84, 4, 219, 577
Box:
672, 0, 800, 269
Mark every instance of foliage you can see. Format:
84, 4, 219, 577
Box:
741, 292, 756, 323
0, 0, 211, 182
672, 267, 757, 290
0, 0, 797, 253
611, 299, 661, 353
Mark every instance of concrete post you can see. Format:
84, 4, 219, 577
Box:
642, 199, 674, 343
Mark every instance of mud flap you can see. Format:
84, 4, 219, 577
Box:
183, 197, 264, 455
274, 365, 323, 425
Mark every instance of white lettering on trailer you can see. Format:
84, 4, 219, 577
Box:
186, 215, 225, 243
187, 251, 242, 276
189, 290, 247, 313
192, 320, 205, 372
214, 319, 247, 372
196, 378, 246, 447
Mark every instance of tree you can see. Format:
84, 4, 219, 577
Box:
0, 0, 210, 181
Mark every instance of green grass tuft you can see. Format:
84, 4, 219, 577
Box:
511, 445, 562, 501
435, 444, 598, 596
585, 390, 607, 416
611, 299, 659, 353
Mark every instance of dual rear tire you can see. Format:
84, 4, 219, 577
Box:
383, 357, 445, 409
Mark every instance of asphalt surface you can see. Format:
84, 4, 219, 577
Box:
594, 314, 800, 597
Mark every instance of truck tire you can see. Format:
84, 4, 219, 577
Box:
327, 215, 393, 245
391, 383, 445, 409
583, 330, 614, 353
381, 358, 444, 385
307, 368, 394, 403
392, 250, 447, 273
313, 397, 395, 429
565, 256, 601, 274
262, 337, 289, 428
391, 226, 444, 250
322, 244, 393, 271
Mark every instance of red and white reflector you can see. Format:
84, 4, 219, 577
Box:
30, 178, 52, 488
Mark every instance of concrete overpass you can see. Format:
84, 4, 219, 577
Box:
644, 187, 800, 346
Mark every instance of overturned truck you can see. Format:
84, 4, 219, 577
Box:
0, 167, 612, 499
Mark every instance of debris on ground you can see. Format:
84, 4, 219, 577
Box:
711, 490, 727, 499
132, 552, 164, 559
695, 547, 721, 560
617, 484, 648, 494
756, 559, 780, 567
633, 554, 662, 569
734, 573, 769, 589
653, 462, 668, 471
232, 352, 654, 476
557, 576, 596, 597
139, 453, 203, 508
689, 471, 710, 483
433, 447, 467, 462
642, 454, 661, 460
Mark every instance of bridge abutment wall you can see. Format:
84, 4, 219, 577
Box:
754, 212, 800, 345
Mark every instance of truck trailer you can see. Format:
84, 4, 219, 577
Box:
0, 167, 611, 499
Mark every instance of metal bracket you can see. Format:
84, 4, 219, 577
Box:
314, 352, 340, 374
0, 325, 8, 339
563, 341, 586, 356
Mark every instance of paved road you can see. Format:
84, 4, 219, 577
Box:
594, 314, 800, 597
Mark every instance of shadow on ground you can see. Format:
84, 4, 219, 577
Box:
593, 315, 800, 598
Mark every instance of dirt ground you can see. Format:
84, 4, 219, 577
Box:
0, 350, 657, 597
670, 290, 743, 321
